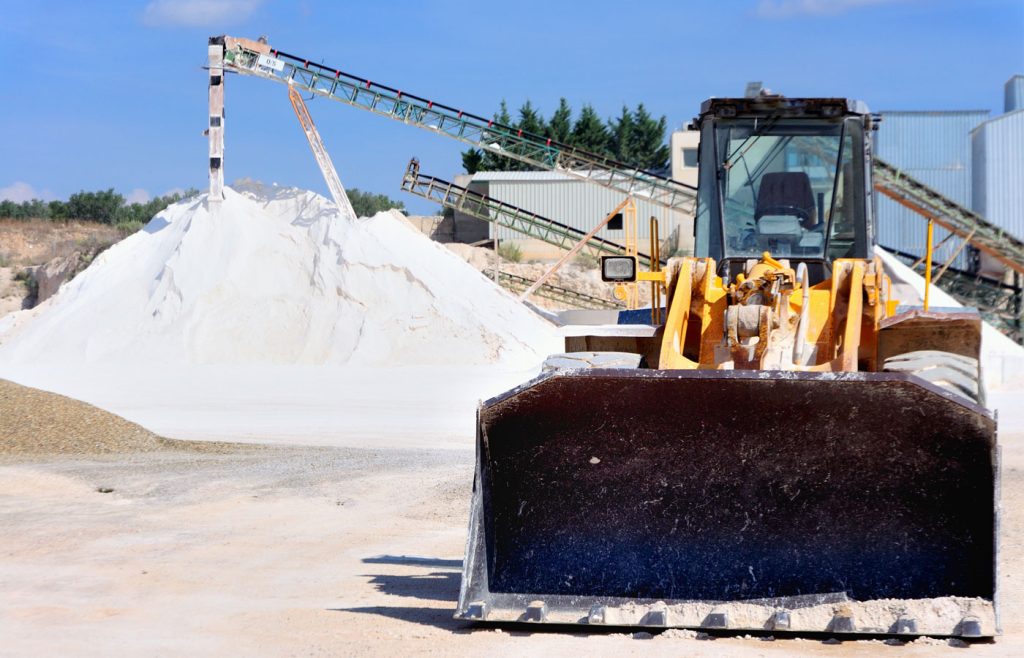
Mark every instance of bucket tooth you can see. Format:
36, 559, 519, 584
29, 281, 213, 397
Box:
524, 600, 548, 623
587, 605, 606, 625
828, 611, 856, 633
957, 616, 982, 637
641, 604, 668, 626
770, 610, 791, 630
465, 600, 488, 621
892, 616, 917, 634
703, 611, 728, 628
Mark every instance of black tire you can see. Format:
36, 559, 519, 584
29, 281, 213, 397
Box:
883, 349, 983, 405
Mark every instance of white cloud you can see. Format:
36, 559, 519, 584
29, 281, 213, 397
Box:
755, 0, 907, 17
125, 188, 151, 204
161, 187, 187, 198
0, 181, 53, 203
141, 0, 264, 27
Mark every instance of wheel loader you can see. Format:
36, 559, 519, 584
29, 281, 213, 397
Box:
457, 96, 998, 638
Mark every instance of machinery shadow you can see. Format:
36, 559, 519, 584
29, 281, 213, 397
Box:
329, 554, 468, 631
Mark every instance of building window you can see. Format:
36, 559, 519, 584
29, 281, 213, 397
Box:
210, 116, 222, 127
682, 148, 699, 167
607, 213, 623, 231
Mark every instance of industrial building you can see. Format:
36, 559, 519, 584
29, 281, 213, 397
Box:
453, 162, 698, 261
874, 75, 1024, 278
972, 75, 1024, 277
873, 110, 988, 270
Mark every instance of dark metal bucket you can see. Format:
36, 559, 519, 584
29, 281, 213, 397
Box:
457, 369, 998, 636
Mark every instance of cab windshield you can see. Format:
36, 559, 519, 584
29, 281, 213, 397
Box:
713, 118, 856, 260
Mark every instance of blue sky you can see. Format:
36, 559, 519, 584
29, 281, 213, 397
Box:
1, 0, 1022, 214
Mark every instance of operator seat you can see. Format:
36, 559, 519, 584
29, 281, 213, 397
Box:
755, 171, 818, 229
753, 171, 822, 252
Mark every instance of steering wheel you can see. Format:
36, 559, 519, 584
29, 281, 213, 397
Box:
756, 205, 815, 229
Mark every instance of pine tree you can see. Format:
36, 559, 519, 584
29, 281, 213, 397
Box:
480, 100, 522, 171
570, 104, 610, 157
517, 100, 545, 139
462, 149, 485, 174
546, 98, 572, 144
461, 98, 670, 173
607, 106, 636, 164
630, 103, 671, 171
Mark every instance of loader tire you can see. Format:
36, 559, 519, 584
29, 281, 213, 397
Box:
883, 350, 982, 405
541, 351, 645, 373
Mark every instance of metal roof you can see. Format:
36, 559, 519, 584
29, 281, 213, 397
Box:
471, 171, 577, 182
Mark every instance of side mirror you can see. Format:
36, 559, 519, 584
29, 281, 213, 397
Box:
601, 255, 637, 282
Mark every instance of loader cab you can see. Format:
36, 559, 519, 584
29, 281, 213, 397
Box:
692, 97, 875, 285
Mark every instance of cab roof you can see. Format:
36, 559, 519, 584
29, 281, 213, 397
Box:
699, 97, 870, 120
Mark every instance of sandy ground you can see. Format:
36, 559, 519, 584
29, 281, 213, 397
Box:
0, 365, 539, 449
0, 401, 1021, 657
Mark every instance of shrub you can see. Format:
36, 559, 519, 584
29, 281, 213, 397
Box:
13, 268, 38, 301
498, 241, 523, 263
115, 220, 145, 235
347, 188, 405, 217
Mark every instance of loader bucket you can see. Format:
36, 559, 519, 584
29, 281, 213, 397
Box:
456, 369, 998, 637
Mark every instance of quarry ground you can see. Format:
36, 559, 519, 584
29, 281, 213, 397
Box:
2, 404, 1023, 656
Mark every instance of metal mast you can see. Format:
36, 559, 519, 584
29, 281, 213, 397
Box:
288, 85, 356, 219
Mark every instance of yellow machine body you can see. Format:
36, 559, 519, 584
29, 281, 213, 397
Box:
458, 97, 998, 638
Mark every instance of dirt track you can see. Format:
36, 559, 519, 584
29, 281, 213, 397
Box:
2, 432, 1022, 657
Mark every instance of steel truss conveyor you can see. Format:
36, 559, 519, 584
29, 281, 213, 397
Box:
401, 159, 662, 269
214, 36, 1024, 340
498, 271, 622, 310
217, 36, 696, 214
874, 158, 1024, 277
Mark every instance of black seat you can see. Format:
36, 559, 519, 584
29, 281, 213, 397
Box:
755, 172, 817, 229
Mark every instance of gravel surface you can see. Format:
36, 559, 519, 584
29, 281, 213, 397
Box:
0, 378, 236, 457
2, 377, 1020, 656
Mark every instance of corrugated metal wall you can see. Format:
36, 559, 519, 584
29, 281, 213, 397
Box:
473, 173, 688, 252
972, 110, 1024, 244
873, 111, 989, 269
1005, 75, 1024, 113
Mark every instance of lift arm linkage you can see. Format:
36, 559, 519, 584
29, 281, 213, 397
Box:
219, 37, 696, 214
401, 160, 662, 268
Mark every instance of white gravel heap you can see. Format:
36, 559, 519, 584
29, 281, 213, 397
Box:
0, 183, 558, 368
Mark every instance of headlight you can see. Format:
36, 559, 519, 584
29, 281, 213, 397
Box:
601, 256, 637, 282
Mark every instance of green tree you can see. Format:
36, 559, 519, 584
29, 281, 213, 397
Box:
0, 200, 20, 219
516, 100, 545, 139
460, 98, 669, 173
48, 200, 68, 220
570, 104, 610, 156
461, 149, 485, 175
66, 189, 124, 224
607, 106, 636, 163
630, 103, 671, 170
546, 98, 572, 144
479, 100, 522, 171
346, 188, 405, 217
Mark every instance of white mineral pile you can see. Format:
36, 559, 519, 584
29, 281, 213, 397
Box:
0, 183, 559, 369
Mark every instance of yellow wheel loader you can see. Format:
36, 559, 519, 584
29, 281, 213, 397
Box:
457, 97, 998, 638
